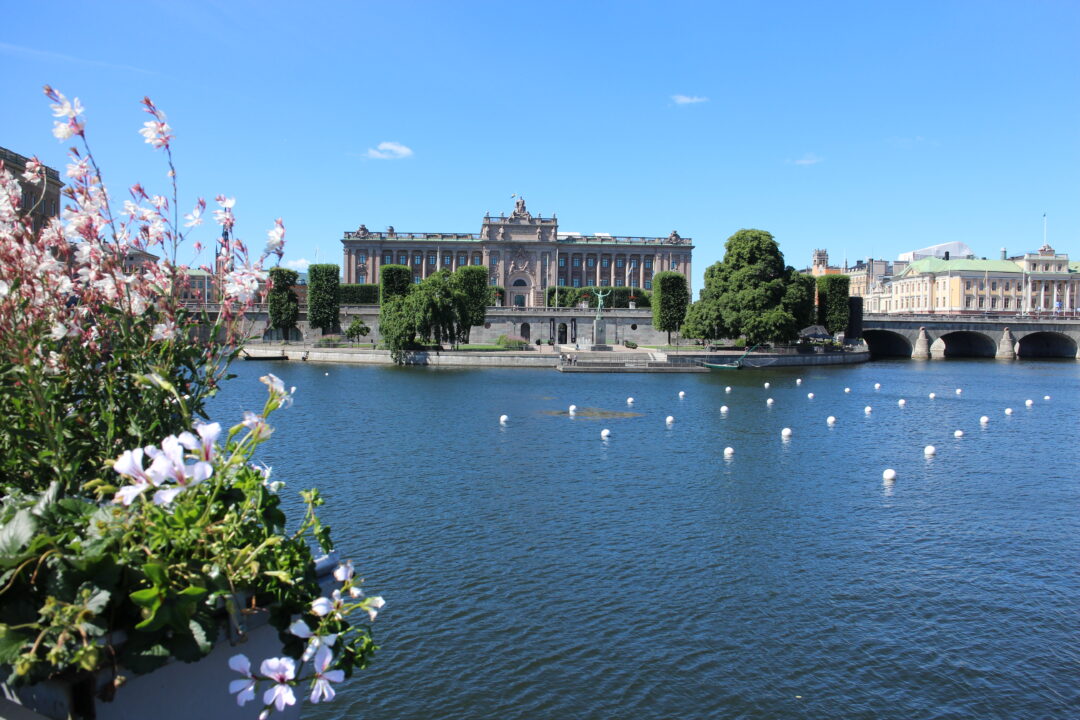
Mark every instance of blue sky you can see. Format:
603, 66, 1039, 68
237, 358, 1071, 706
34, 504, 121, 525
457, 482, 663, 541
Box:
3, 0, 1078, 292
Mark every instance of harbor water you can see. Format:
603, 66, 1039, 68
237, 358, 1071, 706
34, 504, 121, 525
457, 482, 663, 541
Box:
210, 358, 1080, 720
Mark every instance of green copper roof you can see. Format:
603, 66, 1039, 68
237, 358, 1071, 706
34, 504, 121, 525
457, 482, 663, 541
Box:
897, 257, 1023, 277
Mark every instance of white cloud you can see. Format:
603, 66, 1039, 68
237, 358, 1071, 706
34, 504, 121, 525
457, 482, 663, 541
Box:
0, 41, 154, 74
365, 141, 414, 160
793, 152, 823, 166
671, 94, 708, 105
285, 258, 311, 272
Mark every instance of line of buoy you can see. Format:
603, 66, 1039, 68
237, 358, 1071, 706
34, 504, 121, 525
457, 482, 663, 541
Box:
874, 383, 881, 390
626, 397, 634, 405
1004, 408, 1013, 415
725, 386, 732, 393
781, 427, 792, 438
1044, 395, 1051, 401
796, 378, 802, 385
955, 388, 963, 395
980, 415, 989, 424
569, 404, 577, 415
1025, 399, 1033, 407
764, 382, 770, 389
883, 469, 897, 481
844, 387, 851, 393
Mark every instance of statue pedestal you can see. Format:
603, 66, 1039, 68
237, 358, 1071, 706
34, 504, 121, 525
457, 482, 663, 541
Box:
592, 319, 606, 346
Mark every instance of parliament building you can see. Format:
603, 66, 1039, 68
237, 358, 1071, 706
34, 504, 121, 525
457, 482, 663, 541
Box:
340, 198, 694, 307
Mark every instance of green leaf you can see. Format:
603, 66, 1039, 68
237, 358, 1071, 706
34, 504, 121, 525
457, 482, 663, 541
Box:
0, 625, 29, 664
83, 586, 111, 614
0, 509, 37, 558
142, 562, 167, 588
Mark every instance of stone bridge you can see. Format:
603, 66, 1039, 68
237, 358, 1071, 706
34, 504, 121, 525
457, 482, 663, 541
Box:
862, 314, 1080, 359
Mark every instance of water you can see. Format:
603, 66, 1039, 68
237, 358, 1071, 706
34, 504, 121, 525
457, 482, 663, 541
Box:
209, 359, 1080, 719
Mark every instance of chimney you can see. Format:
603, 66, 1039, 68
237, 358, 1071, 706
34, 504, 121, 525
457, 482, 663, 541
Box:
1000, 247, 1007, 260
944, 251, 950, 260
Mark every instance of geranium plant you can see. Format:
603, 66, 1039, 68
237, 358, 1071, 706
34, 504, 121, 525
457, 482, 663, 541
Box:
0, 88, 381, 717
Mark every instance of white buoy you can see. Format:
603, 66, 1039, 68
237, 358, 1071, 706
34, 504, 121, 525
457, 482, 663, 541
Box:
724, 446, 734, 457
864, 406, 872, 414
955, 388, 962, 395
806, 392, 814, 399
725, 386, 732, 393
600, 428, 610, 438
499, 414, 508, 425
883, 468, 897, 481
720, 405, 729, 413
325, 372, 329, 376
1004, 408, 1013, 415
1025, 399, 1033, 407
568, 404, 577, 415
929, 392, 936, 399
954, 430, 964, 438
796, 378, 802, 385
766, 398, 774, 406
844, 387, 851, 393
874, 383, 881, 390
666, 415, 675, 425
827, 415, 836, 426
764, 382, 770, 389
626, 397, 634, 405
678, 391, 685, 398
1044, 395, 1051, 401
980, 415, 989, 424
924, 445, 936, 456
781, 427, 792, 438
898, 398, 906, 407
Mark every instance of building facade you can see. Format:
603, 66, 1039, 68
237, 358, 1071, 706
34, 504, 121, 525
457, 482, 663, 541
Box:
1, 145, 62, 234
864, 244, 1079, 315
340, 198, 693, 307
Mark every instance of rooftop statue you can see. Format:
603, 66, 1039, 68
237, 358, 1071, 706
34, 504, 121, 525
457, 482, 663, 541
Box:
356, 224, 369, 237
511, 195, 531, 220
668, 230, 681, 243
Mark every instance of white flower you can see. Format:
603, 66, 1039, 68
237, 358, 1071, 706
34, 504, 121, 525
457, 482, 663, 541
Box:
112, 447, 160, 506
228, 654, 257, 707
178, 421, 220, 462
146, 434, 213, 504
49, 93, 83, 119
50, 322, 69, 341
264, 219, 285, 255
309, 645, 344, 704
183, 203, 204, 228
138, 119, 173, 149
21, 158, 43, 186
242, 411, 273, 441
360, 595, 386, 622
287, 619, 337, 661
151, 322, 175, 341
333, 560, 354, 583
52, 121, 75, 141
311, 590, 344, 620
259, 373, 295, 408
259, 657, 296, 712
223, 268, 266, 304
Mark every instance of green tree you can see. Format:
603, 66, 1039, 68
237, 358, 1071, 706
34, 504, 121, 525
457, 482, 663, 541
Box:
816, 275, 851, 335
378, 295, 418, 364
307, 264, 340, 335
696, 229, 809, 345
266, 267, 299, 341
453, 265, 490, 343
379, 264, 412, 303
345, 316, 370, 344
412, 269, 464, 347
651, 271, 690, 344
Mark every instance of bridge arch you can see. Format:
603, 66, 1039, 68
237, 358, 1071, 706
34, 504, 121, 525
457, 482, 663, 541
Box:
934, 330, 997, 358
863, 330, 913, 357
1016, 331, 1078, 359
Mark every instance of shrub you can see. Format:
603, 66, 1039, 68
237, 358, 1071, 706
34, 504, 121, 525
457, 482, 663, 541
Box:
339, 283, 380, 304
624, 340, 638, 349
308, 263, 341, 334
379, 264, 411, 303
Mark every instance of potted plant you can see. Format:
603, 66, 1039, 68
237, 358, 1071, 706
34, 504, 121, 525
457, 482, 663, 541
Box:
0, 88, 383, 719
628, 294, 637, 309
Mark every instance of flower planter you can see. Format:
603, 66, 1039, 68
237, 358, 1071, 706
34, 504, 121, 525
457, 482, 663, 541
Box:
628, 302, 636, 309
6, 557, 339, 720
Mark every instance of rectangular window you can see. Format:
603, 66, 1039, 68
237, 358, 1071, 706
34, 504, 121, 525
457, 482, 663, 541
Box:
414, 275, 421, 284
399, 254, 408, 265
670, 261, 678, 270
559, 256, 566, 267
572, 277, 581, 288
965, 281, 971, 290
357, 252, 367, 264
630, 258, 638, 268
473, 255, 482, 265
616, 257, 625, 268
587, 257, 595, 268
602, 257, 610, 268
600, 278, 609, 286
991, 281, 997, 291
490, 277, 497, 286
644, 258, 653, 270
991, 297, 998, 308
443, 255, 452, 266
645, 280, 652, 289
558, 277, 566, 286
1004, 298, 1011, 308
490, 253, 499, 266
357, 273, 366, 284
383, 253, 393, 265
428, 254, 437, 265
458, 254, 467, 265
978, 297, 985, 308
572, 257, 581, 268
414, 253, 422, 265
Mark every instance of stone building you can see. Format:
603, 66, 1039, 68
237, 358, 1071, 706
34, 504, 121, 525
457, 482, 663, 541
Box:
340, 198, 694, 307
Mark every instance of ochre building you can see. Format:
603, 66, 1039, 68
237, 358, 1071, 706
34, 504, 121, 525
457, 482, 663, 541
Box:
340, 198, 693, 307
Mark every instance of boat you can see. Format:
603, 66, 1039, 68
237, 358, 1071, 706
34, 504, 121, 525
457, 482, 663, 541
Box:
702, 344, 758, 371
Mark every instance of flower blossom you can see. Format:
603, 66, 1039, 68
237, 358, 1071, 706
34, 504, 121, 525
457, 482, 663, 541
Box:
112, 447, 158, 506
333, 561, 354, 583
288, 618, 337, 661
242, 411, 273, 441
228, 654, 257, 707
178, 421, 221, 462
309, 645, 344, 704
259, 657, 297, 712
146, 434, 212, 505
311, 590, 345, 621
21, 157, 43, 186
223, 268, 265, 305
260, 373, 295, 409
360, 595, 386, 622
151, 322, 175, 341
183, 199, 206, 228
265, 218, 285, 255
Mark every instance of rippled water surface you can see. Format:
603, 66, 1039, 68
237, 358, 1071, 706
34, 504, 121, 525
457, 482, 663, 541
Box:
210, 358, 1080, 720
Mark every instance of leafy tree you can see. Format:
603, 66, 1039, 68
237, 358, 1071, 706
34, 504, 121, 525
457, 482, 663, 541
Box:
307, 264, 340, 335
453, 265, 489, 343
345, 316, 370, 344
847, 295, 864, 339
695, 229, 810, 345
266, 267, 299, 341
379, 264, 412, 303
651, 271, 690, 344
680, 301, 713, 342
816, 275, 851, 334
412, 269, 465, 347
378, 295, 418, 364
786, 272, 817, 331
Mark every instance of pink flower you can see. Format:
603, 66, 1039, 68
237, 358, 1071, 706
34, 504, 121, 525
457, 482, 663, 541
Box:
287, 618, 337, 661
151, 322, 175, 341
259, 373, 295, 408
242, 411, 273, 441
112, 447, 159, 506
146, 435, 212, 505
183, 199, 206, 228
311, 589, 344, 620
309, 645, 344, 704
259, 657, 296, 712
21, 157, 43, 186
228, 654, 257, 707
265, 219, 285, 255
178, 421, 221, 462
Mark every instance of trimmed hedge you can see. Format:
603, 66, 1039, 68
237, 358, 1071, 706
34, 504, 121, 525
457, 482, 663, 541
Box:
545, 286, 651, 308
380, 265, 412, 303
339, 284, 380, 304
816, 275, 851, 335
